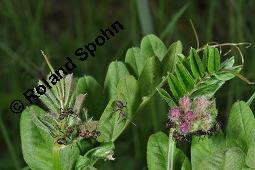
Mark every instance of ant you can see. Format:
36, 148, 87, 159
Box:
165, 119, 175, 129
58, 107, 76, 120
56, 138, 66, 145
113, 100, 136, 126
78, 119, 101, 139
56, 126, 74, 145
78, 129, 101, 139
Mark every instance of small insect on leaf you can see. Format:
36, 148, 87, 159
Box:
79, 120, 101, 139
111, 100, 136, 126
59, 108, 76, 120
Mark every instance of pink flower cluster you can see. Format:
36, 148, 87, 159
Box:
167, 96, 217, 136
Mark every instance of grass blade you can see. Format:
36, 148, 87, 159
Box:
160, 2, 190, 39
136, 0, 154, 35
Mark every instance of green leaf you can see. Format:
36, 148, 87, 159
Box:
76, 142, 114, 169
162, 41, 183, 75
125, 47, 146, 77
52, 144, 80, 170
168, 74, 184, 99
191, 132, 226, 170
104, 61, 130, 99
221, 56, 235, 68
75, 156, 91, 170
147, 132, 190, 170
98, 76, 139, 142
175, 63, 195, 91
174, 149, 191, 170
196, 147, 245, 170
203, 45, 209, 66
138, 56, 162, 97
38, 81, 59, 114
116, 75, 141, 116
76, 76, 106, 118
147, 132, 168, 170
189, 48, 205, 78
207, 47, 220, 73
64, 74, 76, 107
191, 79, 224, 98
226, 101, 255, 151
20, 106, 54, 170
181, 159, 191, 170
85, 142, 115, 161
140, 34, 167, 61
157, 88, 176, 107
246, 144, 255, 168
214, 66, 241, 81
160, 46, 240, 103
20, 106, 82, 170
75, 142, 114, 169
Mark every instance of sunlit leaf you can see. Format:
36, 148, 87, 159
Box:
140, 34, 167, 61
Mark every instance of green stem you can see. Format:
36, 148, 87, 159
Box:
167, 129, 175, 170
53, 145, 61, 170
247, 91, 255, 106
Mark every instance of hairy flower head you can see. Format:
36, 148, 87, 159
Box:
169, 107, 181, 120
180, 122, 190, 133
179, 96, 191, 112
166, 95, 219, 139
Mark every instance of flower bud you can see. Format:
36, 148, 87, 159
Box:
169, 107, 181, 121
180, 122, 190, 134
193, 96, 210, 114
179, 96, 191, 112
185, 111, 194, 121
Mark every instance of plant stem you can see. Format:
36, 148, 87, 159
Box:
52, 145, 61, 170
167, 129, 175, 170
247, 91, 255, 106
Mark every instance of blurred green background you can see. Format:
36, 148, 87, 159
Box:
0, 0, 254, 169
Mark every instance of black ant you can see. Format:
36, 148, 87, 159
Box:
56, 137, 66, 145
166, 119, 175, 129
58, 107, 76, 120
78, 129, 101, 139
113, 100, 136, 126
77, 120, 101, 139
56, 126, 74, 145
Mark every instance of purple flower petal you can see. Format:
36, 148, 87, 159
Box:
185, 111, 194, 121
180, 122, 190, 133
179, 96, 191, 112
169, 107, 181, 120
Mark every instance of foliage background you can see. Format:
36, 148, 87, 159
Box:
0, 0, 254, 169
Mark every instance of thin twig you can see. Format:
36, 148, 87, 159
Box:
190, 19, 199, 49
197, 42, 252, 67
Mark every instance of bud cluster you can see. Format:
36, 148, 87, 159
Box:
166, 96, 218, 139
